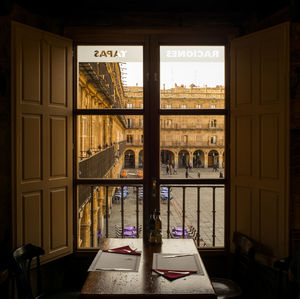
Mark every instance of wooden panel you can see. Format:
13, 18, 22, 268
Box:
50, 187, 68, 251
50, 117, 67, 177
260, 190, 279, 254
12, 21, 73, 263
260, 114, 279, 179
261, 43, 279, 104
22, 191, 42, 246
22, 114, 42, 181
235, 116, 252, 176
236, 47, 252, 105
50, 46, 66, 105
230, 23, 289, 258
236, 186, 252, 236
22, 38, 41, 103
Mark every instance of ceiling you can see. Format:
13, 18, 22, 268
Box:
10, 0, 293, 19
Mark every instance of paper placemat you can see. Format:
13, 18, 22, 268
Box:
152, 253, 204, 275
89, 250, 141, 272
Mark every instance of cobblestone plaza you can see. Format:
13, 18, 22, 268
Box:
108, 167, 225, 247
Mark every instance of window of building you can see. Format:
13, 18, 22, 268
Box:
196, 104, 202, 109
127, 135, 133, 143
211, 104, 216, 108
75, 44, 226, 251
211, 136, 217, 144
211, 119, 217, 127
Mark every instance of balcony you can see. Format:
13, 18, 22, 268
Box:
160, 140, 224, 147
78, 140, 126, 207
161, 125, 224, 130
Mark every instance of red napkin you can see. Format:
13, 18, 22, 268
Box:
152, 269, 197, 280
103, 245, 141, 255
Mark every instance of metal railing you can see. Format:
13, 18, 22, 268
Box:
161, 185, 224, 247
160, 140, 224, 147
78, 183, 224, 248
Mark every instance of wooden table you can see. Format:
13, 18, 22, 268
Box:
80, 238, 216, 298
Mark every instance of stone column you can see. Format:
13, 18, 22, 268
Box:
174, 152, 179, 169
135, 150, 139, 169
204, 151, 208, 168
81, 204, 91, 248
218, 151, 224, 169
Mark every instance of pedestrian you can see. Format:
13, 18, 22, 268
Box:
169, 163, 173, 175
166, 164, 169, 175
185, 167, 189, 178
219, 172, 223, 178
198, 170, 200, 178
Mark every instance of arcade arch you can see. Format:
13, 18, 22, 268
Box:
124, 150, 135, 168
161, 150, 175, 165
193, 150, 204, 168
178, 150, 190, 168
208, 150, 219, 168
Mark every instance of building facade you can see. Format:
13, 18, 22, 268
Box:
77, 62, 225, 247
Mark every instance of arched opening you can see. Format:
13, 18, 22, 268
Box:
208, 150, 219, 168
138, 150, 143, 168
178, 150, 190, 168
124, 150, 135, 168
193, 150, 204, 168
161, 150, 175, 165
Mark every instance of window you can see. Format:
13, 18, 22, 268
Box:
211, 119, 217, 127
127, 135, 133, 143
211, 104, 216, 108
76, 44, 226, 251
211, 136, 217, 144
196, 104, 201, 109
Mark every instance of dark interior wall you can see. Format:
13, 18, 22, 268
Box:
1, 2, 299, 297
0, 16, 12, 271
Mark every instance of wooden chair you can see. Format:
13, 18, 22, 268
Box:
11, 243, 79, 299
210, 232, 256, 299
274, 248, 300, 299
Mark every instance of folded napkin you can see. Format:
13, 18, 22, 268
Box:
103, 245, 141, 255
152, 268, 197, 280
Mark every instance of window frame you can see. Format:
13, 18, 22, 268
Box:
73, 39, 230, 254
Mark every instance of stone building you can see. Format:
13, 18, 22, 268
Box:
76, 62, 225, 247
77, 62, 128, 247
124, 84, 225, 170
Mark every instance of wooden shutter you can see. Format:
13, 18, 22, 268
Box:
11, 21, 73, 262
230, 22, 290, 259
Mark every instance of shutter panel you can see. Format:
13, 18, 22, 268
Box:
230, 22, 289, 258
11, 21, 73, 262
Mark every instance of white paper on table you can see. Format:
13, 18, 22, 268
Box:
88, 250, 141, 272
152, 253, 204, 275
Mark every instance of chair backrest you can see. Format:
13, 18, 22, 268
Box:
12, 244, 45, 299
231, 232, 256, 295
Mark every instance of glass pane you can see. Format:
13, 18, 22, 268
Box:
160, 46, 225, 109
77, 46, 143, 109
78, 185, 143, 248
160, 115, 225, 178
160, 185, 224, 248
77, 115, 143, 178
